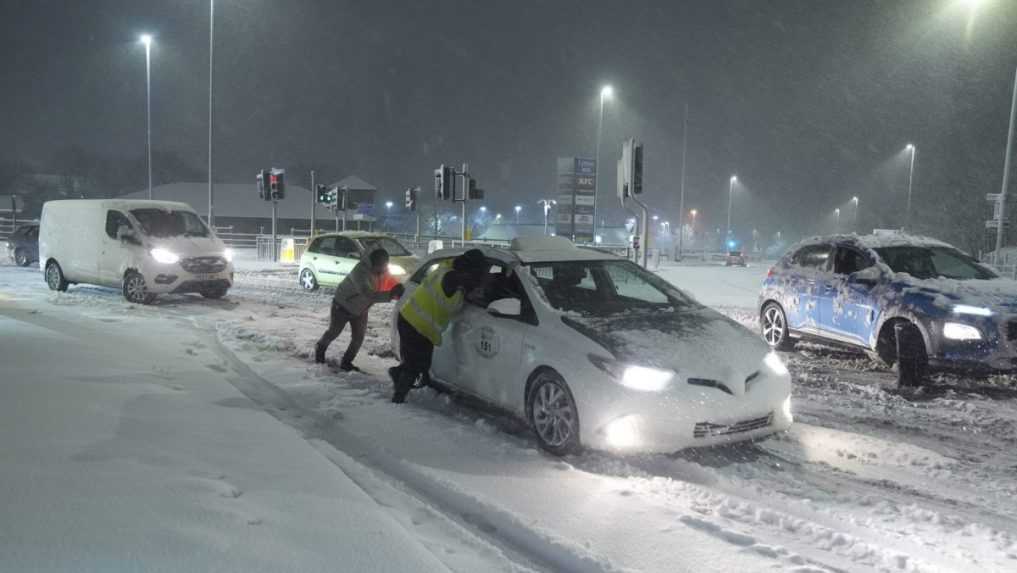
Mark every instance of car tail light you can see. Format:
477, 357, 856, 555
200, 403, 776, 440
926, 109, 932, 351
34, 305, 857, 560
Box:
766, 266, 776, 278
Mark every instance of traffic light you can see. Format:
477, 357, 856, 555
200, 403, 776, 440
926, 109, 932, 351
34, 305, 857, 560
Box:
434, 164, 454, 200
405, 187, 417, 211
269, 168, 286, 201
632, 143, 644, 195
467, 178, 484, 200
316, 184, 330, 204
257, 169, 270, 200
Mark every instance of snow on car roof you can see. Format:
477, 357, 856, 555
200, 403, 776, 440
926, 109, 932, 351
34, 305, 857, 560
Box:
426, 237, 618, 265
792, 232, 954, 252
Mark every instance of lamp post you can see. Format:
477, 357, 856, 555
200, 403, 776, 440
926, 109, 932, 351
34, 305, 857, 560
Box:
994, 68, 1017, 262
139, 34, 154, 199
905, 143, 916, 231
538, 199, 556, 235
726, 175, 737, 239
207, 0, 215, 227
593, 85, 613, 239
834, 208, 841, 233
852, 196, 859, 232
514, 204, 522, 224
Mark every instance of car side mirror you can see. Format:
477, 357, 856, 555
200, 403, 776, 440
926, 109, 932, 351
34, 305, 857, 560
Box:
848, 268, 880, 287
487, 297, 522, 317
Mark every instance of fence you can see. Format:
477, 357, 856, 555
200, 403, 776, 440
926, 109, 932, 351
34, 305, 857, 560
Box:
980, 252, 1017, 280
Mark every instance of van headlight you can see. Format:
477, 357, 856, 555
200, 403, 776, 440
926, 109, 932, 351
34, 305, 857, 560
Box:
223, 248, 234, 262
943, 322, 981, 341
388, 263, 406, 276
150, 248, 180, 264
764, 352, 789, 376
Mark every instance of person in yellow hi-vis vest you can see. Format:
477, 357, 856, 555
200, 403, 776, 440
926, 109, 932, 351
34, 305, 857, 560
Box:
388, 249, 489, 403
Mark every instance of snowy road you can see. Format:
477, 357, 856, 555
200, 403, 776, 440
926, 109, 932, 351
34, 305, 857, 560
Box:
2, 260, 1016, 572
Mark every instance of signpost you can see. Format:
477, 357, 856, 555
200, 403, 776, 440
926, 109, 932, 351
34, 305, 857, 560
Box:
556, 157, 596, 243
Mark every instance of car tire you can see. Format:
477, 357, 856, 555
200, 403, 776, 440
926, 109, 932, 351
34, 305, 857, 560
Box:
894, 321, 927, 388
200, 285, 228, 299
123, 271, 156, 305
15, 249, 29, 267
527, 370, 581, 456
761, 302, 795, 351
299, 268, 319, 291
45, 260, 69, 292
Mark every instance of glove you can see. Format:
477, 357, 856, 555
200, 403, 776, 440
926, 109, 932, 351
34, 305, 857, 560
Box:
390, 283, 406, 300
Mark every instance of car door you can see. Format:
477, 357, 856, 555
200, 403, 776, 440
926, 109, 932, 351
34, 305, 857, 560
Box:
333, 236, 361, 279
784, 244, 831, 332
823, 245, 879, 346
308, 236, 342, 286
99, 209, 134, 286
448, 263, 529, 408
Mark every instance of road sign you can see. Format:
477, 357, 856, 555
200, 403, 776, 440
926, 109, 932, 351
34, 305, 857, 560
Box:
986, 219, 1011, 229
556, 156, 596, 242
987, 193, 1002, 202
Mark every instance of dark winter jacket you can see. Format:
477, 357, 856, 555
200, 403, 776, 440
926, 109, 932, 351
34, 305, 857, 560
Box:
333, 248, 393, 315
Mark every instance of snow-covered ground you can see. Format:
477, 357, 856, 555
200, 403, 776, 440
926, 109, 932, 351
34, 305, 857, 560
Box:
3, 257, 1016, 572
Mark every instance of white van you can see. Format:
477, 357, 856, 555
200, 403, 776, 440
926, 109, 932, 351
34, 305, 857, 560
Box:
39, 199, 234, 304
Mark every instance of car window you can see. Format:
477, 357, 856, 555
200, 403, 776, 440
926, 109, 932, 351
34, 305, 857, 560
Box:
410, 258, 453, 284
130, 208, 208, 238
528, 260, 694, 316
358, 236, 412, 257
875, 246, 996, 280
312, 237, 336, 255
335, 237, 360, 258
105, 210, 133, 239
604, 263, 670, 304
792, 245, 831, 271
833, 246, 871, 275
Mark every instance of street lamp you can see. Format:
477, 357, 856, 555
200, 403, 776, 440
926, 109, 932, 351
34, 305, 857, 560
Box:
495, 213, 502, 223
538, 199, 556, 235
514, 204, 522, 224
651, 214, 659, 221
593, 84, 613, 239
834, 208, 841, 232
207, 0, 215, 227
139, 34, 153, 199
727, 175, 738, 239
852, 196, 859, 232
904, 143, 916, 231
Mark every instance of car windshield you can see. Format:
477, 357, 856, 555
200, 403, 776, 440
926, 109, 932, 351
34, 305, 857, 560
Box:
130, 209, 210, 238
875, 246, 997, 280
526, 259, 697, 316
358, 236, 411, 257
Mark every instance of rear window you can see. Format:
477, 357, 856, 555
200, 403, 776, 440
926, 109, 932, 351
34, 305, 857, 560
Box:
791, 245, 831, 270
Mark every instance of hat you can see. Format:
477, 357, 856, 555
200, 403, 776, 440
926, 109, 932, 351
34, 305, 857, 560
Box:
454, 249, 487, 272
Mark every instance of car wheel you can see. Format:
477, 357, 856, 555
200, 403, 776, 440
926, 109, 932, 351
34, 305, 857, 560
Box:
299, 268, 319, 291
123, 271, 155, 305
761, 302, 795, 351
45, 261, 69, 292
894, 321, 927, 387
200, 285, 228, 299
15, 249, 29, 267
527, 370, 581, 456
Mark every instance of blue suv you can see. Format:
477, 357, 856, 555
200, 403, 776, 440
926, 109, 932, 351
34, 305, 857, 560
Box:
759, 234, 1015, 384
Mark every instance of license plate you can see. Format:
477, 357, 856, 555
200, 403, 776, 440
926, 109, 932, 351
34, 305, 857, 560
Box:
195, 273, 215, 281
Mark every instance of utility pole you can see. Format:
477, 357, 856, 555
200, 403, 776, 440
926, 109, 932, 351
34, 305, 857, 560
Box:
460, 163, 469, 242
994, 67, 1017, 263
207, 0, 215, 227
677, 103, 688, 260
309, 170, 316, 236
905, 144, 916, 232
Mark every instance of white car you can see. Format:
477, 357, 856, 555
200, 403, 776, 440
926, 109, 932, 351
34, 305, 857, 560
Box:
392, 237, 793, 455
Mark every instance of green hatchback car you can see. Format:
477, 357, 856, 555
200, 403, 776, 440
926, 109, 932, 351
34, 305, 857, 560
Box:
298, 232, 421, 291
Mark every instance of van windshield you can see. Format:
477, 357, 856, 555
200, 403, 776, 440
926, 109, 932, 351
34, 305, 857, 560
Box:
131, 209, 210, 238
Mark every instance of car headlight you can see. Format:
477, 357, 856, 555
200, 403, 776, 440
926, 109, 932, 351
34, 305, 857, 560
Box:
388, 263, 406, 276
764, 352, 789, 377
150, 248, 180, 264
952, 304, 992, 317
620, 366, 674, 392
604, 415, 641, 449
943, 322, 981, 340
223, 248, 234, 262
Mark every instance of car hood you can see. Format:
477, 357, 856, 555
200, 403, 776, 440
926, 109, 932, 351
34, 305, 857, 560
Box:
892, 274, 1017, 314
561, 306, 771, 391
147, 235, 227, 257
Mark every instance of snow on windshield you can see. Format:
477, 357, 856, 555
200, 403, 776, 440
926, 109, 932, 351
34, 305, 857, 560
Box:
526, 260, 695, 316
131, 209, 209, 238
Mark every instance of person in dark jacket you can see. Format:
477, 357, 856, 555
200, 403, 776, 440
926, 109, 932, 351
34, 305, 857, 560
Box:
388, 248, 489, 403
315, 248, 404, 371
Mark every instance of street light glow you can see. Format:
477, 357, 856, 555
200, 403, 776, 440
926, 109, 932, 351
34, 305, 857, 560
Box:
514, 205, 522, 213
905, 143, 914, 151
479, 205, 487, 212
385, 200, 394, 209
139, 34, 153, 47
600, 85, 614, 100
690, 209, 698, 216
852, 196, 859, 204
652, 215, 659, 221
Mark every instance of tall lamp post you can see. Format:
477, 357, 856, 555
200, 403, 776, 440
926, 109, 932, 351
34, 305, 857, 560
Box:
905, 143, 916, 231
834, 208, 841, 233
726, 175, 738, 240
852, 196, 860, 232
538, 199, 556, 235
207, 0, 215, 227
384, 200, 393, 231
593, 85, 613, 239
514, 204, 522, 225
139, 34, 153, 199
994, 68, 1017, 262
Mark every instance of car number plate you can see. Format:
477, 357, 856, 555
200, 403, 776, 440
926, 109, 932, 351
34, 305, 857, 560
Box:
195, 273, 215, 281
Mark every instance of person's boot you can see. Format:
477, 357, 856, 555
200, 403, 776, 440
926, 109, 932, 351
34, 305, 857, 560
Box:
314, 344, 326, 364
339, 362, 362, 373
392, 370, 413, 404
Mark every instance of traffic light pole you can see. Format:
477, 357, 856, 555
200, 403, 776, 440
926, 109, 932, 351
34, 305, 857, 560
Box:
309, 170, 316, 236
271, 199, 278, 262
460, 163, 469, 242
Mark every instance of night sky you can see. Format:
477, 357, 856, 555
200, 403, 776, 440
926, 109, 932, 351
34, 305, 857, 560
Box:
3, 0, 1016, 246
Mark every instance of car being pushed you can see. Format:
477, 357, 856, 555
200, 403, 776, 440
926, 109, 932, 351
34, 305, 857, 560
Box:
391, 236, 793, 455
759, 232, 1017, 383
298, 231, 420, 291
7, 223, 39, 267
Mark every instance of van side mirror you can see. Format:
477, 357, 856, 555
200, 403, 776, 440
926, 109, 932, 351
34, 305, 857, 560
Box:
487, 297, 522, 317
117, 225, 140, 245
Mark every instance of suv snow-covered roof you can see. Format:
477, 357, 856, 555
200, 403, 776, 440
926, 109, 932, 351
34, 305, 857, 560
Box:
790, 232, 954, 253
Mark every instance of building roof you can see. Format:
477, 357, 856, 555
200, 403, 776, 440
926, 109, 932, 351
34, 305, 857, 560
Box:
329, 175, 376, 191
122, 182, 335, 220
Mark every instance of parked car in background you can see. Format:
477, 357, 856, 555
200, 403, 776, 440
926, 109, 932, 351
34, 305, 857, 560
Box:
298, 231, 420, 291
392, 237, 792, 455
6, 223, 39, 266
40, 199, 234, 304
759, 233, 1017, 384
725, 250, 747, 267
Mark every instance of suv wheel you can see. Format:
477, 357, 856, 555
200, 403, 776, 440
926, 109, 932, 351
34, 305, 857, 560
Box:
761, 302, 795, 351
45, 261, 69, 292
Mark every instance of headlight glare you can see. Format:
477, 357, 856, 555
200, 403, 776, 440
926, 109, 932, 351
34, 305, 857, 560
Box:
150, 248, 180, 264
781, 396, 793, 422
604, 415, 641, 449
952, 304, 992, 317
223, 248, 234, 262
943, 322, 981, 341
620, 366, 674, 392
388, 263, 406, 276
764, 352, 789, 376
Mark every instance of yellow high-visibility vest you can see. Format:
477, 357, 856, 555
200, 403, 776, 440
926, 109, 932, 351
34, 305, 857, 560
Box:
399, 261, 464, 346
